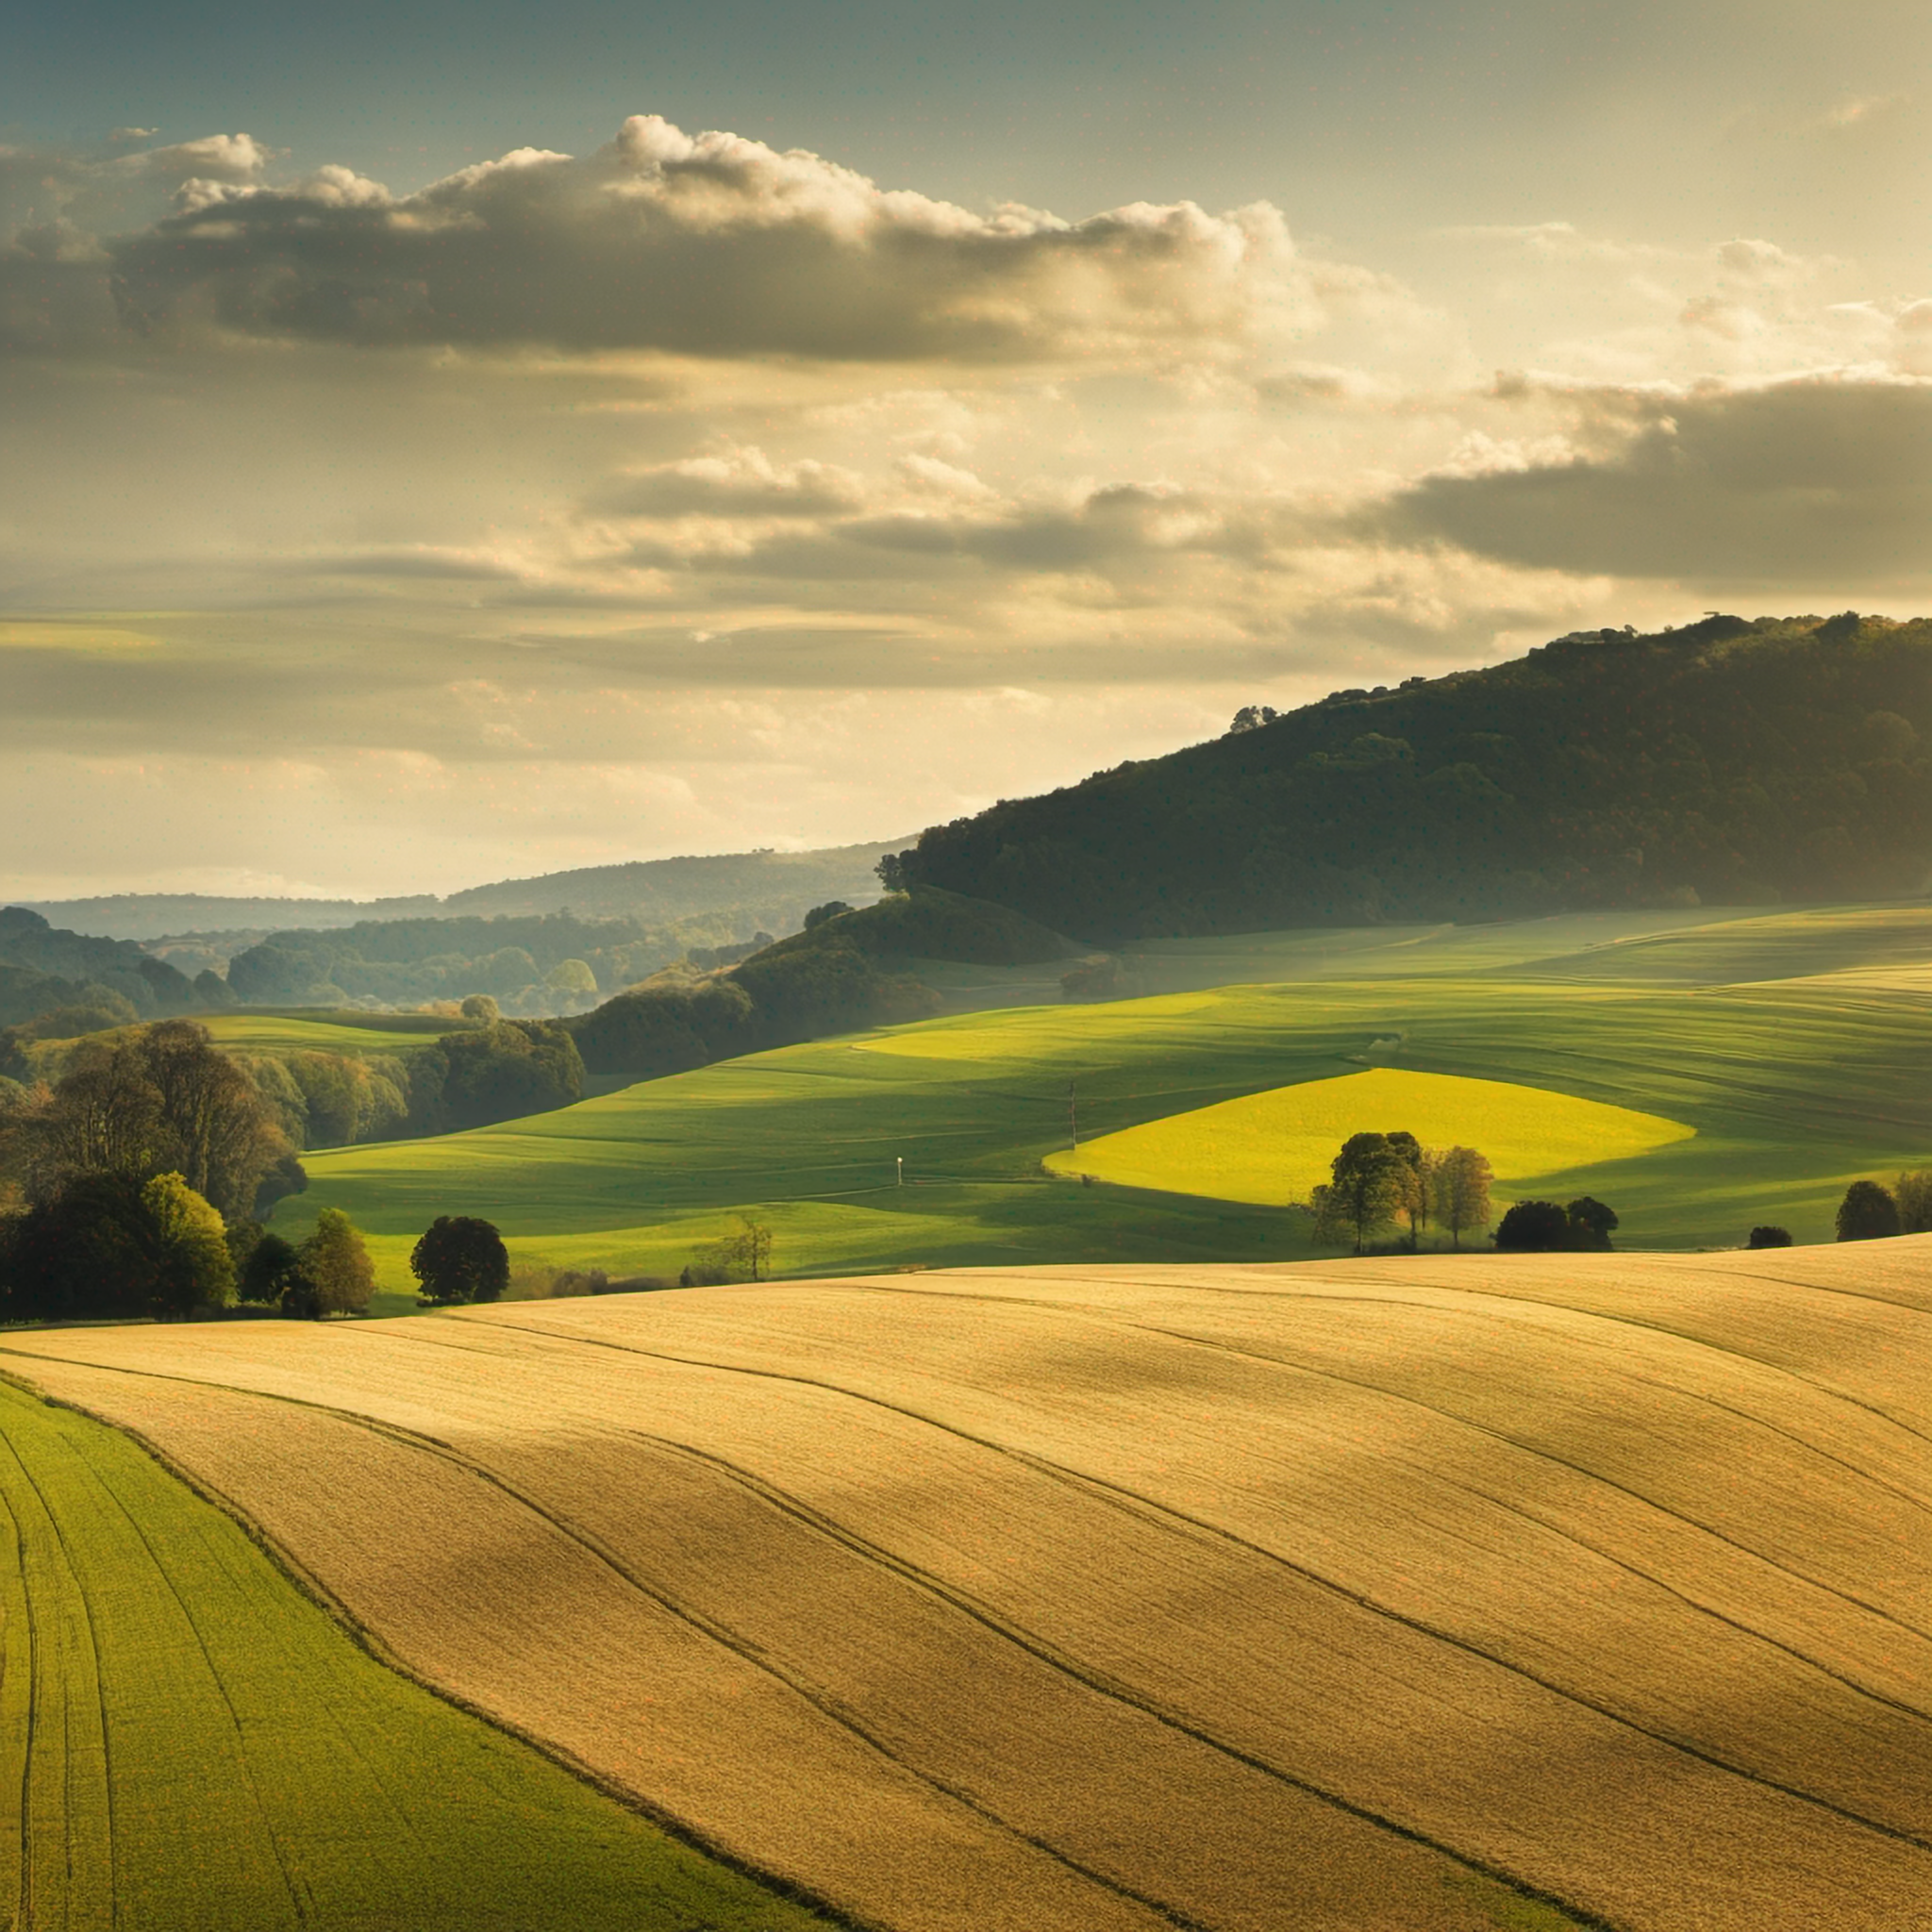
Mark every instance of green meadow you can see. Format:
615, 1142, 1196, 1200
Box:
201, 1009, 467, 1057
287, 903, 1932, 1285
0, 1378, 832, 1932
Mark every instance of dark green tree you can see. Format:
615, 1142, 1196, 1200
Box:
1836, 1180, 1900, 1242
1495, 1200, 1571, 1252
1746, 1225, 1792, 1249
1565, 1197, 1619, 1251
410, 1215, 511, 1306
227, 1217, 305, 1303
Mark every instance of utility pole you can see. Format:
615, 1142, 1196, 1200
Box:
1068, 1078, 1078, 1153
896, 1156, 904, 1187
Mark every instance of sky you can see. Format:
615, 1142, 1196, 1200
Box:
3, 0, 1928, 901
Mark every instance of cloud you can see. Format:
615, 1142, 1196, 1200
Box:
1364, 372, 1932, 585
588, 447, 867, 518
86, 114, 1424, 366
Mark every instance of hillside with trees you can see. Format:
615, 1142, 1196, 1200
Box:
24, 838, 899, 941
883, 613, 1932, 942
0, 907, 208, 1026
565, 887, 1065, 1080
221, 911, 660, 1013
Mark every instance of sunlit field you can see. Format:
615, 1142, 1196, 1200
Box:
284, 902, 1932, 1285
1041, 1067, 1693, 1204
199, 1010, 467, 1057
8, 1241, 1928, 1932
0, 1382, 832, 1932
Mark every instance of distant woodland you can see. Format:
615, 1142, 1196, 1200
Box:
884, 613, 1932, 941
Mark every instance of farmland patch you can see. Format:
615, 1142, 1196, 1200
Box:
1043, 1066, 1694, 1203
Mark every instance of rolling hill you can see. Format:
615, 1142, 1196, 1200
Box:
885, 612, 1932, 942
279, 901, 1932, 1286
5, 1241, 1927, 1931
21, 839, 901, 941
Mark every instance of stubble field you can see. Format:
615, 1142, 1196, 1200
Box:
6, 1239, 1928, 1931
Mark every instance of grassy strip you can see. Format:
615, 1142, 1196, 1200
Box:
0, 1378, 836, 1932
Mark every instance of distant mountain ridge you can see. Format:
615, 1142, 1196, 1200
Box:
19, 840, 906, 942
887, 613, 1932, 943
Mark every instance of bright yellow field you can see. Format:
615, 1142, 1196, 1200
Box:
6, 1242, 1929, 1932
1043, 1066, 1693, 1203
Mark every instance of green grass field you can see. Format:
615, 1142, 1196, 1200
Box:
200, 1010, 467, 1057
1042, 1067, 1693, 1204
0, 1377, 834, 1932
281, 902, 1932, 1286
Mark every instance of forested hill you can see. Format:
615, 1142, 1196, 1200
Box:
889, 613, 1932, 943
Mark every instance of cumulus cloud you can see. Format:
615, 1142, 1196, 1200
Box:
1364, 372, 1932, 586
90, 114, 1374, 364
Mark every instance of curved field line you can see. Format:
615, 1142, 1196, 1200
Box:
472, 1315, 1932, 1854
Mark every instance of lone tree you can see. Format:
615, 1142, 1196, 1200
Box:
1313, 1133, 1406, 1254
1431, 1146, 1493, 1250
1747, 1225, 1792, 1249
1494, 1200, 1571, 1252
682, 1216, 774, 1286
410, 1214, 510, 1306
1565, 1196, 1619, 1251
1836, 1180, 1900, 1242
286, 1207, 376, 1319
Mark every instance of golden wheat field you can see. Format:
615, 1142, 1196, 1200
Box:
6, 1241, 1930, 1932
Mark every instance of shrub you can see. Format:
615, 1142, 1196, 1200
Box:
1746, 1224, 1793, 1249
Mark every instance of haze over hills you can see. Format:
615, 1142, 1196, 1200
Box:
889, 613, 1932, 943
20, 840, 903, 942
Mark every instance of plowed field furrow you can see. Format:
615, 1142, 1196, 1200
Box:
6, 1352, 1594, 1932
3, 1358, 1198, 1932
7, 1245, 1931, 1931
1124, 1320, 1932, 1720
521, 1280, 1928, 1625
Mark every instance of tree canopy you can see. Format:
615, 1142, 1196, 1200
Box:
1312, 1133, 1407, 1254
1836, 1180, 1901, 1242
0, 1020, 294, 1220
878, 615, 1932, 942
411, 1215, 510, 1306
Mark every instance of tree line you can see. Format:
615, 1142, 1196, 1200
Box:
1309, 1133, 1499, 1253
1833, 1170, 1932, 1242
